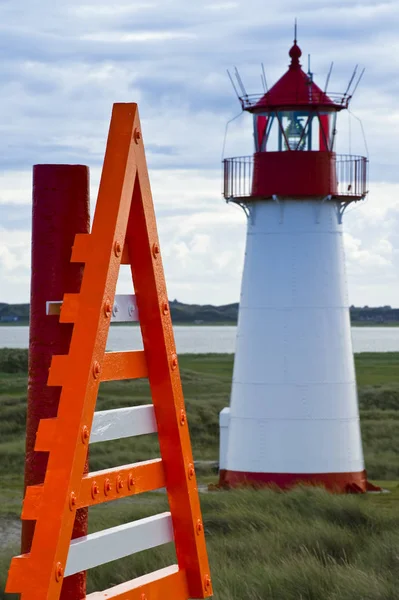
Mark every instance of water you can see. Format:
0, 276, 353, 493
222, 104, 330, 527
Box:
1, 325, 399, 353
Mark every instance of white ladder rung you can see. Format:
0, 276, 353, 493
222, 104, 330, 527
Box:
65, 512, 173, 576
86, 565, 180, 599
90, 405, 157, 443
46, 294, 139, 322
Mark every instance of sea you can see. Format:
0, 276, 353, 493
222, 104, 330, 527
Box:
1, 325, 399, 354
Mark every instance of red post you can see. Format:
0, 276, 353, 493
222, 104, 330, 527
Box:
23, 165, 90, 599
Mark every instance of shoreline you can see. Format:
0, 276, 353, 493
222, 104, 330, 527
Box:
2, 322, 399, 328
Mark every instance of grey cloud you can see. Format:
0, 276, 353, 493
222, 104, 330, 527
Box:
1, 0, 399, 304
0, 204, 31, 229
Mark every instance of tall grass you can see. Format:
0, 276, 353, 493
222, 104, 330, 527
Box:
5, 487, 398, 600
4, 487, 398, 599
1, 350, 399, 599
1, 350, 398, 479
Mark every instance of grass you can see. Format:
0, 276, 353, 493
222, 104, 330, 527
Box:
351, 321, 399, 327
3, 486, 398, 599
3, 320, 399, 327
1, 352, 398, 480
0, 350, 399, 599
82, 483, 399, 599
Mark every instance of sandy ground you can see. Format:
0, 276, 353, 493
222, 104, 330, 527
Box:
0, 518, 20, 550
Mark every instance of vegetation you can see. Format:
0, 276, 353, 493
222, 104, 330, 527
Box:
3, 302, 399, 325
0, 349, 399, 599
90, 485, 399, 599
0, 349, 28, 374
1, 350, 399, 478
0, 304, 29, 325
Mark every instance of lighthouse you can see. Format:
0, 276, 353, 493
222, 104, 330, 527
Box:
219, 38, 371, 493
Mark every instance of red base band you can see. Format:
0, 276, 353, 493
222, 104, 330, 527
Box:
219, 469, 380, 494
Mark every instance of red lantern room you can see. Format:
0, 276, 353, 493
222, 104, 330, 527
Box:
224, 38, 368, 202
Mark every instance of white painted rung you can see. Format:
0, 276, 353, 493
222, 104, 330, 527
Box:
65, 512, 173, 576
90, 405, 157, 444
46, 301, 62, 316
86, 565, 180, 599
45, 294, 139, 322
111, 294, 139, 323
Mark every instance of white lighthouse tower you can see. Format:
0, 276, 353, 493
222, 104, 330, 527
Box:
219, 38, 373, 493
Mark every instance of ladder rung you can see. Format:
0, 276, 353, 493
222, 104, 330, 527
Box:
34, 403, 155, 453
101, 351, 148, 381
86, 565, 188, 599
110, 294, 138, 322
71, 234, 131, 265
91, 405, 157, 443
5, 555, 29, 594
65, 513, 173, 576
22, 459, 165, 519
71, 233, 91, 263
47, 350, 148, 387
21, 485, 42, 520
46, 294, 139, 323
79, 459, 165, 506
35, 417, 56, 451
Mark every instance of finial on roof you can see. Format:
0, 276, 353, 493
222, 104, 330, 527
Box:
289, 21, 301, 69
289, 41, 302, 69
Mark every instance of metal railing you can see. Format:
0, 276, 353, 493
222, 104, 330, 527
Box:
239, 91, 350, 111
335, 154, 368, 199
223, 155, 254, 200
223, 154, 368, 201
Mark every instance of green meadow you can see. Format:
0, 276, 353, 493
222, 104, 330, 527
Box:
0, 349, 399, 599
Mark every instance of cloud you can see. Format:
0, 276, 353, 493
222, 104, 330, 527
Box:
0, 228, 31, 301
0, 0, 399, 305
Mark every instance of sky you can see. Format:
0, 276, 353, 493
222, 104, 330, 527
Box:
0, 0, 398, 306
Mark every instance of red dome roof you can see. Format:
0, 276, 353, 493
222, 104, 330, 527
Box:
252, 42, 343, 112
289, 41, 302, 64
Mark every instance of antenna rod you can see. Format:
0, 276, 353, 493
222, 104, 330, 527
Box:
324, 62, 334, 93
294, 18, 297, 42
350, 67, 365, 100
308, 54, 311, 74
261, 74, 266, 93
235, 66, 247, 97
261, 63, 269, 92
227, 69, 241, 101
344, 65, 358, 97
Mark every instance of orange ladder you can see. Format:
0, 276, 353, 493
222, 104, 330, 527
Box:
6, 103, 213, 600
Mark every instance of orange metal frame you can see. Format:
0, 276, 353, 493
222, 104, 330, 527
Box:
6, 103, 212, 600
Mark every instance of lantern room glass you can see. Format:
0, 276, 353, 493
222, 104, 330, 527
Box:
254, 111, 337, 153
